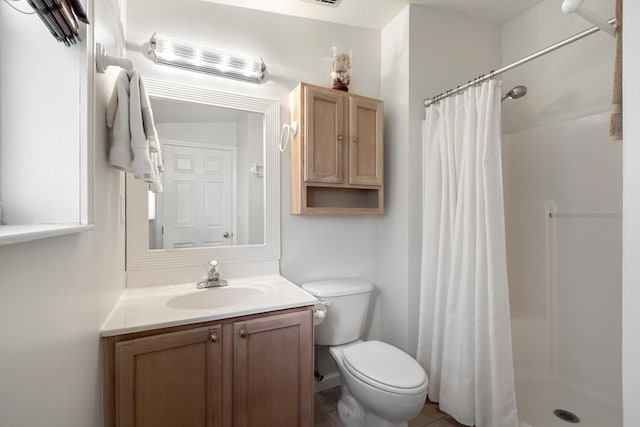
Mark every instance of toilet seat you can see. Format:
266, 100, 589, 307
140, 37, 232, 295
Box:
341, 340, 427, 395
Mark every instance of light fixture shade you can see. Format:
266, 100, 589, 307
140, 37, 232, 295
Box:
148, 33, 266, 83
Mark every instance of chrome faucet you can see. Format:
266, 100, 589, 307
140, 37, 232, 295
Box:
197, 260, 228, 289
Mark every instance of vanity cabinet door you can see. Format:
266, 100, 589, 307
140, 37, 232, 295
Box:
115, 325, 223, 427
303, 84, 347, 184
233, 310, 313, 427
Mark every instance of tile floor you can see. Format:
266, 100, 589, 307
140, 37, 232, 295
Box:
314, 386, 468, 427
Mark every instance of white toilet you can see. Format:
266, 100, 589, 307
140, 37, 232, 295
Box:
302, 279, 428, 427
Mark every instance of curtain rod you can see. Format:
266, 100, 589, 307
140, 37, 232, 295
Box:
424, 17, 615, 108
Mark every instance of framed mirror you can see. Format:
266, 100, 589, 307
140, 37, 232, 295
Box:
126, 78, 280, 271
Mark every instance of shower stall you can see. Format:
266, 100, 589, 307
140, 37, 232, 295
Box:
503, 117, 622, 426
419, 1, 622, 425
500, 1, 622, 425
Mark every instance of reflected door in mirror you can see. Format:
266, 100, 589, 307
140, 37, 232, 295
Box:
158, 144, 235, 249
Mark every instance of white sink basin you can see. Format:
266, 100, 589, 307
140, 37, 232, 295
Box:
166, 283, 269, 310
101, 275, 319, 336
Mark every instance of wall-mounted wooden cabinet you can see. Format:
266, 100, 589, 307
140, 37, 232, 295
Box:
103, 308, 313, 427
290, 82, 384, 214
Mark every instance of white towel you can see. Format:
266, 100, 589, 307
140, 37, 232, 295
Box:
106, 70, 132, 171
106, 70, 164, 193
137, 74, 164, 192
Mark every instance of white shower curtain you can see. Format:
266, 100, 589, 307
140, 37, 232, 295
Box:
416, 80, 519, 427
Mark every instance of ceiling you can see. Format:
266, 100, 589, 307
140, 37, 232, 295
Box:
410, 0, 545, 25
200, 0, 545, 29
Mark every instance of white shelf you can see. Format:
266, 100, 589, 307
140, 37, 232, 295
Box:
0, 224, 95, 246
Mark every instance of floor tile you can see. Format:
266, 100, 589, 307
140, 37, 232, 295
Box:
314, 386, 471, 427
409, 402, 448, 427
315, 389, 338, 416
326, 410, 346, 427
425, 417, 468, 427
315, 412, 338, 427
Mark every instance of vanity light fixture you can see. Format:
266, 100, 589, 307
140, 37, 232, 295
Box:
148, 33, 267, 83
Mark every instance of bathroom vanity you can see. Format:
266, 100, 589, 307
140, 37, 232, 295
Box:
101, 276, 316, 427
104, 79, 318, 426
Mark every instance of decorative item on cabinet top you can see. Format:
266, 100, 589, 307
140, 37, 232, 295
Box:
331, 46, 351, 91
289, 82, 384, 215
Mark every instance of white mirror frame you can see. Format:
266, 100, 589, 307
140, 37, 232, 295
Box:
126, 77, 280, 271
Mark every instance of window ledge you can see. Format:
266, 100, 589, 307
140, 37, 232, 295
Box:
0, 224, 95, 246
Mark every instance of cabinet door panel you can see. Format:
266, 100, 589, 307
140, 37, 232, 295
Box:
116, 326, 222, 427
349, 97, 383, 185
304, 86, 346, 183
234, 311, 313, 427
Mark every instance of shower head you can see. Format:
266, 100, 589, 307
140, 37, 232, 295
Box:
501, 85, 528, 102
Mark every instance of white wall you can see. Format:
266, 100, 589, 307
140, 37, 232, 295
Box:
126, 0, 383, 307
156, 122, 237, 146
501, 0, 621, 407
379, 6, 411, 350
247, 114, 265, 245
0, 0, 126, 425
408, 5, 502, 356
501, 0, 615, 134
379, 4, 501, 354
0, 0, 80, 223
622, 1, 640, 425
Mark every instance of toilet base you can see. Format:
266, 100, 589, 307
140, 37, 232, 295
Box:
337, 385, 366, 427
337, 385, 409, 427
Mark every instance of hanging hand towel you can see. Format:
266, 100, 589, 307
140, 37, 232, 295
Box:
106, 70, 132, 171
106, 70, 164, 193
129, 71, 156, 181
137, 75, 164, 193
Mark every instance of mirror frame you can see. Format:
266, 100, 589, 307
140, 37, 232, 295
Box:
126, 77, 280, 271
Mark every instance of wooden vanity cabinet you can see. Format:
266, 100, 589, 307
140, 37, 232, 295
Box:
290, 82, 384, 214
102, 308, 313, 427
113, 326, 222, 427
234, 311, 313, 427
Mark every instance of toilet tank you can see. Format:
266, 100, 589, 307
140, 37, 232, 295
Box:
301, 279, 373, 346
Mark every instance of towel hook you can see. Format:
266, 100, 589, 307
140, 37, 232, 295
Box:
96, 43, 134, 73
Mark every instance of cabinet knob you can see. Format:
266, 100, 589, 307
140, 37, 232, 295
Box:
223, 232, 233, 238
239, 328, 248, 338
337, 135, 343, 142
210, 332, 219, 343
353, 137, 359, 143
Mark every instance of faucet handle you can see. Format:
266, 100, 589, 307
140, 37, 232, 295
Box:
208, 260, 219, 278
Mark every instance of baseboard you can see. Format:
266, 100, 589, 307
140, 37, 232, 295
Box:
314, 371, 341, 393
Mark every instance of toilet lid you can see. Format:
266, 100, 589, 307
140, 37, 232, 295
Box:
342, 341, 427, 394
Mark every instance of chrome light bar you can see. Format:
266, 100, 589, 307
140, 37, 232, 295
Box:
148, 33, 267, 83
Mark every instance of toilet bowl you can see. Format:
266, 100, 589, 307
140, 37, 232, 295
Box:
331, 341, 428, 427
301, 279, 428, 427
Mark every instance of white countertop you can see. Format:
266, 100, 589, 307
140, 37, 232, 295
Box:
101, 275, 318, 337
